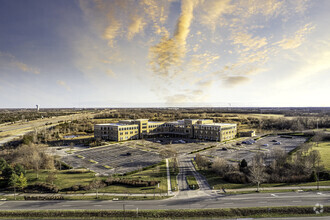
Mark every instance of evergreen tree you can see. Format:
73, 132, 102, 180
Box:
17, 173, 28, 190
9, 173, 19, 200
14, 164, 26, 176
0, 158, 8, 172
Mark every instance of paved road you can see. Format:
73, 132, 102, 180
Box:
176, 156, 211, 195
0, 191, 329, 210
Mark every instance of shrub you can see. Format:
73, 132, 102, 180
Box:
24, 183, 59, 193
24, 195, 64, 200
104, 178, 159, 187
64, 169, 89, 174
224, 171, 248, 184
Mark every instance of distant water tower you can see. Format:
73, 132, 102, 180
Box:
36, 105, 39, 112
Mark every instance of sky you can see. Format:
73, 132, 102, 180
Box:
1, 0, 330, 108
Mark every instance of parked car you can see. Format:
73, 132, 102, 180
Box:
249, 139, 256, 143
236, 142, 241, 146
262, 144, 269, 147
274, 142, 281, 145
271, 140, 277, 142
222, 147, 228, 151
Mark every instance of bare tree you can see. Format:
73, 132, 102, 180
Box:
212, 157, 232, 177
195, 154, 209, 170
89, 178, 106, 199
270, 146, 286, 170
308, 150, 322, 190
159, 147, 177, 159
249, 154, 267, 192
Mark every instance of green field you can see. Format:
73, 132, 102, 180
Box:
98, 162, 168, 194
26, 170, 95, 190
186, 175, 199, 190
24, 161, 168, 194
312, 141, 330, 170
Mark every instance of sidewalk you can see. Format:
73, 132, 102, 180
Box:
0, 192, 172, 197
225, 185, 330, 192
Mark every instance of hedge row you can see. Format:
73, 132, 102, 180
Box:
190, 145, 216, 154
63, 178, 160, 192
24, 183, 59, 193
24, 195, 64, 200
0, 206, 328, 218
104, 178, 159, 187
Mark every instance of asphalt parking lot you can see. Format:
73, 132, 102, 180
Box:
59, 134, 306, 175
200, 135, 307, 164
61, 144, 161, 175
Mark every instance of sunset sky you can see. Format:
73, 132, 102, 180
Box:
1, 0, 330, 108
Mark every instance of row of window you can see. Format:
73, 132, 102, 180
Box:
148, 124, 161, 128
195, 126, 221, 131
223, 130, 235, 135
118, 126, 138, 131
196, 130, 219, 135
100, 127, 115, 130
120, 131, 138, 135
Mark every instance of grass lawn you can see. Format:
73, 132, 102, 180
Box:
99, 161, 168, 194
186, 175, 199, 190
312, 141, 330, 170
24, 161, 168, 194
25, 170, 95, 190
169, 159, 179, 191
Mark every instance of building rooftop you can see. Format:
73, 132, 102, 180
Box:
96, 123, 138, 126
196, 123, 236, 126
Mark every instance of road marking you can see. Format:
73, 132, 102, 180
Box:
62, 205, 72, 207
224, 203, 233, 205
292, 200, 301, 203
93, 205, 102, 206
0, 202, 6, 206
271, 194, 278, 197
258, 201, 267, 203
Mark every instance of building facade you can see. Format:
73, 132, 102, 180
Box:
94, 119, 237, 142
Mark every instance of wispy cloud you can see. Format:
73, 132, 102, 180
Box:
222, 76, 250, 87
75, 0, 316, 105
277, 23, 314, 49
0, 51, 40, 74
149, 0, 198, 76
106, 69, 117, 78
57, 80, 71, 91
12, 61, 40, 74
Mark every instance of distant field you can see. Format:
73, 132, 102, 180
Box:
312, 141, 330, 170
